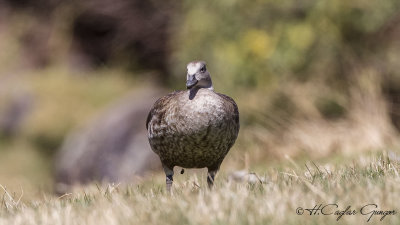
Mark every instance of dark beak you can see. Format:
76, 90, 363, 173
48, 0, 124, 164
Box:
186, 75, 198, 89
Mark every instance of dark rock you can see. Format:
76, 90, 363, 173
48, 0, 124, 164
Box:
54, 88, 162, 193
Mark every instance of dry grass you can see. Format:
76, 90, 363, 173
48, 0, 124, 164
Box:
0, 152, 399, 225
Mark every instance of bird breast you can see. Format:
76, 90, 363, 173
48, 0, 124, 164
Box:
167, 89, 226, 134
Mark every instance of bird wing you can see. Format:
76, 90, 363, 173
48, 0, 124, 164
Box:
146, 91, 185, 130
216, 93, 240, 126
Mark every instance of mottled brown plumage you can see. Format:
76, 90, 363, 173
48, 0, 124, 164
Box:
146, 61, 239, 191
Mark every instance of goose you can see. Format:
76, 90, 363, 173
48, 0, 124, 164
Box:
146, 61, 239, 191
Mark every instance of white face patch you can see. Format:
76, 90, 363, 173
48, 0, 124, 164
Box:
187, 62, 201, 76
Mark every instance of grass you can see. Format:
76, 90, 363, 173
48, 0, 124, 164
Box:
0, 153, 399, 225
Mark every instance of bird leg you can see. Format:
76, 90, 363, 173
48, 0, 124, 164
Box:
166, 175, 173, 192
207, 170, 217, 189
163, 166, 174, 192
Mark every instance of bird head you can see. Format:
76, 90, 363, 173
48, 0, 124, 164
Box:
186, 61, 213, 90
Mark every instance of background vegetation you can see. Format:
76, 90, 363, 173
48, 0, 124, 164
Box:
1, 0, 400, 223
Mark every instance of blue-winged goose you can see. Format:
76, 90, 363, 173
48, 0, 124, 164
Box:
146, 61, 239, 191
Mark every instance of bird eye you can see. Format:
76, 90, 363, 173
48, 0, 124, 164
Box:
200, 66, 206, 73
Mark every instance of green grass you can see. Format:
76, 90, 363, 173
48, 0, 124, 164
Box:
0, 153, 399, 225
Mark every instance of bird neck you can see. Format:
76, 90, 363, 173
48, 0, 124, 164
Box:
188, 85, 214, 100
200, 81, 214, 91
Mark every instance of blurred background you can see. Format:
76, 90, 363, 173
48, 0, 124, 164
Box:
1, 0, 400, 196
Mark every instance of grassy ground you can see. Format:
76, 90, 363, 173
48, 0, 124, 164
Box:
0, 152, 399, 225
